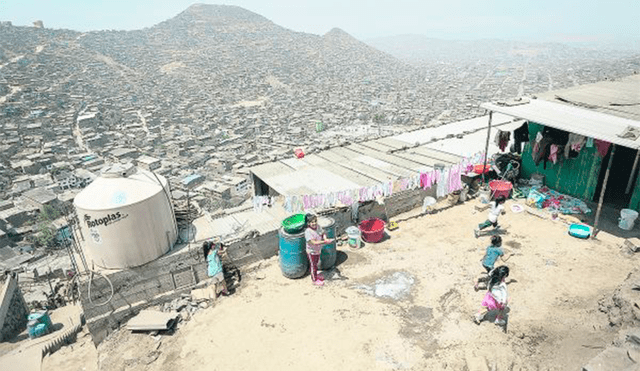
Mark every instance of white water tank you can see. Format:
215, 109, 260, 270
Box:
73, 164, 177, 269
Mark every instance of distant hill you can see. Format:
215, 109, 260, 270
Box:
75, 4, 411, 84
0, 3, 423, 131
366, 34, 639, 64
0, 3, 638, 136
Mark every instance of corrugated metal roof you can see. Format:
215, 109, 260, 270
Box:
481, 98, 640, 150
249, 113, 522, 197
420, 121, 525, 157
536, 74, 640, 121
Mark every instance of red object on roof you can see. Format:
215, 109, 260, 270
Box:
294, 148, 305, 159
473, 164, 491, 174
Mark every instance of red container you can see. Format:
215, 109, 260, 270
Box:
294, 148, 305, 159
489, 180, 513, 199
358, 218, 386, 243
473, 164, 491, 174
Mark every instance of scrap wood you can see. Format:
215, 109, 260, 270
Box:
525, 206, 547, 219
624, 238, 640, 253
127, 310, 179, 331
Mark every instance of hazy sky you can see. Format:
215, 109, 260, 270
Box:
1, 0, 638, 42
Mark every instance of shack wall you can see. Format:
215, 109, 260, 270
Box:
627, 169, 640, 211
521, 122, 602, 201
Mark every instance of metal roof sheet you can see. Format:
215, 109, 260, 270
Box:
481, 99, 640, 150
249, 114, 528, 197
536, 74, 640, 122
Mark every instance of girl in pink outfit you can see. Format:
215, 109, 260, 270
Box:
474, 265, 510, 326
304, 214, 333, 286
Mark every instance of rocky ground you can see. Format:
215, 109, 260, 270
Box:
41, 198, 639, 370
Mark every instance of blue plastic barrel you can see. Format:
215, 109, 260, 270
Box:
318, 216, 337, 270
28, 311, 51, 327
279, 227, 309, 278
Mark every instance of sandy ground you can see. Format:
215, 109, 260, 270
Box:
42, 199, 637, 370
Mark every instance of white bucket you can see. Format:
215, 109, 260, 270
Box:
479, 187, 491, 204
346, 226, 361, 248
619, 209, 639, 230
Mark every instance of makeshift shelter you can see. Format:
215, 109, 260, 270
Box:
479, 74, 640, 236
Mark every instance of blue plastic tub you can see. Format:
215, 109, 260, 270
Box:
568, 223, 591, 239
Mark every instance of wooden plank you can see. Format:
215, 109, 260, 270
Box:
126, 310, 179, 331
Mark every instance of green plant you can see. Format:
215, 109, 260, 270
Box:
33, 205, 61, 249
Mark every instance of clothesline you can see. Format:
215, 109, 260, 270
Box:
252, 151, 486, 213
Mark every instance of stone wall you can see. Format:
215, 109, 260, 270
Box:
0, 274, 29, 342
80, 185, 444, 346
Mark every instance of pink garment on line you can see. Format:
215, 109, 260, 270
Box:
448, 164, 463, 193
594, 139, 611, 157
549, 144, 559, 164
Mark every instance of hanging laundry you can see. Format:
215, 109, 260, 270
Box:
494, 130, 511, 152
532, 135, 552, 168
549, 144, 559, 164
586, 137, 594, 147
447, 164, 462, 193
533, 127, 570, 169
564, 133, 586, 159
594, 139, 611, 157
351, 201, 359, 223
436, 168, 449, 198
420, 171, 434, 190
512, 122, 529, 154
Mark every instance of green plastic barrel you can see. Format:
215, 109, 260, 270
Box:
318, 216, 336, 270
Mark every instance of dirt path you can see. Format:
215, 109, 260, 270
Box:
46, 199, 636, 370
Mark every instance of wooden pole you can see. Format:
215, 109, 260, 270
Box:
626, 150, 640, 194
593, 144, 616, 238
481, 111, 494, 184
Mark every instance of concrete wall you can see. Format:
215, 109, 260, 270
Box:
0, 274, 29, 342
80, 184, 441, 346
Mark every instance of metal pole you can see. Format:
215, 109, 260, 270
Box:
593, 144, 616, 238
47, 267, 55, 296
626, 150, 640, 194
481, 111, 494, 184
187, 188, 191, 249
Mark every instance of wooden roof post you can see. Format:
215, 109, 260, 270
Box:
481, 111, 493, 184
593, 144, 616, 238
625, 150, 640, 194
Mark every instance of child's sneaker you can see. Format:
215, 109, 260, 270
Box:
474, 282, 479, 291
313, 279, 324, 287
494, 317, 506, 326
474, 312, 484, 324
474, 229, 480, 238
